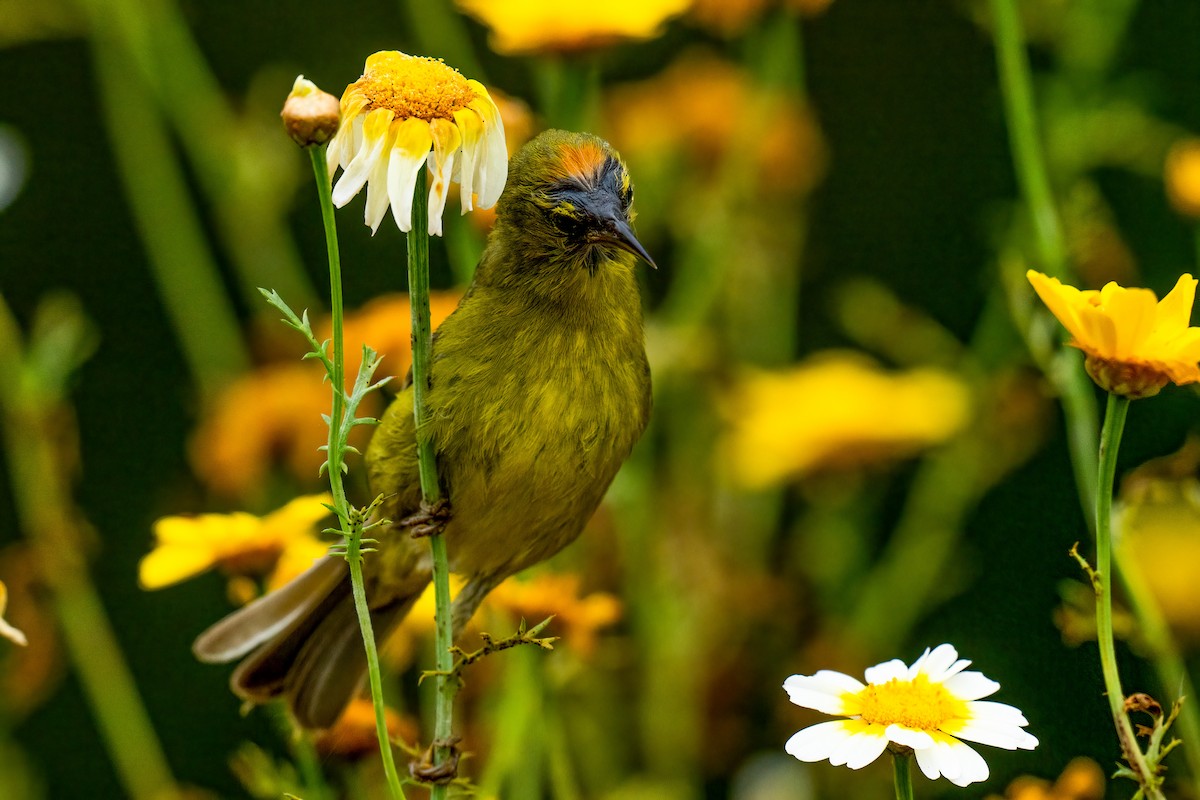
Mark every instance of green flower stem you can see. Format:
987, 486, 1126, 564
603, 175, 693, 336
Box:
406, 176, 457, 800
0, 300, 178, 800
308, 146, 407, 800
891, 751, 914, 800
1096, 394, 1163, 799
90, 38, 248, 400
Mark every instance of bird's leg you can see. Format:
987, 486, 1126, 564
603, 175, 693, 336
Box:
450, 573, 505, 639
400, 497, 452, 539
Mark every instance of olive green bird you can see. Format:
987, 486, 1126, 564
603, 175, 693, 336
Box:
193, 130, 653, 729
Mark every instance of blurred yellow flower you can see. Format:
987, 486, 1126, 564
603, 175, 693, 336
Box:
605, 52, 825, 196
1027, 270, 1200, 398
984, 757, 1104, 800
140, 495, 332, 590
328, 51, 506, 235
724, 352, 970, 487
1117, 475, 1200, 643
1165, 138, 1200, 218
455, 0, 692, 55
0, 579, 26, 647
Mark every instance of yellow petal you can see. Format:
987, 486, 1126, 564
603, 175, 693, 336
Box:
139, 546, 219, 590
1099, 283, 1157, 357
1155, 273, 1198, 333
1026, 271, 1089, 345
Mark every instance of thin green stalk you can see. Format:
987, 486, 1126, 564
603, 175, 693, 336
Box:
0, 300, 178, 800
309, 146, 407, 799
1096, 394, 1163, 799
891, 751, 914, 800
406, 176, 456, 800
90, 38, 248, 400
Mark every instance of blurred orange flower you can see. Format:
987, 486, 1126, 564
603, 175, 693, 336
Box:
140, 494, 332, 591
689, 0, 832, 36
605, 52, 825, 196
191, 363, 339, 499
984, 757, 1104, 800
1165, 138, 1200, 218
1027, 270, 1200, 398
193, 292, 460, 500
723, 351, 971, 487
455, 0, 692, 55
316, 290, 462, 384
487, 572, 622, 656
313, 697, 417, 758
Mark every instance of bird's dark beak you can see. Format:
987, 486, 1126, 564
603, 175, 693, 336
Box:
583, 193, 657, 269
604, 217, 657, 269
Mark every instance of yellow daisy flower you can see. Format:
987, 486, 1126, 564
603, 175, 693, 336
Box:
784, 644, 1038, 787
327, 51, 507, 236
1027, 270, 1200, 398
140, 495, 332, 590
724, 352, 970, 487
455, 0, 692, 55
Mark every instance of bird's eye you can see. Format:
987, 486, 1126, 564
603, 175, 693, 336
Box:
550, 207, 585, 238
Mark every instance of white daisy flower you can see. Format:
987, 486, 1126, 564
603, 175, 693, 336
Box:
327, 51, 507, 236
783, 644, 1038, 787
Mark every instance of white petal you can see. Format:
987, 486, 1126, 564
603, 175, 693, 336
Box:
943, 671, 999, 700
364, 134, 395, 233
943, 719, 1038, 751
332, 109, 391, 208
940, 658, 973, 682
827, 723, 889, 769
427, 148, 456, 237
966, 700, 1029, 726
914, 745, 942, 781
453, 108, 483, 214
783, 671, 864, 715
913, 644, 960, 681
885, 724, 934, 751
784, 720, 858, 763
467, 90, 507, 209
387, 118, 434, 233
864, 659, 908, 684
937, 738, 990, 787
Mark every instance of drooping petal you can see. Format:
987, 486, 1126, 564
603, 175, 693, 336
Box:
427, 118, 463, 236
332, 108, 393, 207
386, 118, 434, 233
453, 107, 484, 213
364, 123, 397, 233
467, 88, 508, 208
931, 734, 990, 787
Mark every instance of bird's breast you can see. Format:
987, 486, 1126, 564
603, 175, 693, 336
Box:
427, 298, 649, 578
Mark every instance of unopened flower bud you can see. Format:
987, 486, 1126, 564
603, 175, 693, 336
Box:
281, 75, 340, 147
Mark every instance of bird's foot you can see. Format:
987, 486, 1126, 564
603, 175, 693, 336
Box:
402, 498, 452, 538
409, 736, 462, 785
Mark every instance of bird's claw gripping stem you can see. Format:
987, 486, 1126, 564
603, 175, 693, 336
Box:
409, 736, 462, 785
402, 498, 452, 539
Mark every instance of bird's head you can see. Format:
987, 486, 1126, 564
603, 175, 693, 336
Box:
483, 130, 654, 292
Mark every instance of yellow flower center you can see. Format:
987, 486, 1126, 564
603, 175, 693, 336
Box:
854, 676, 966, 731
355, 52, 476, 121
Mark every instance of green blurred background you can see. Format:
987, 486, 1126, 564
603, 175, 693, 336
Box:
3, 0, 1200, 798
